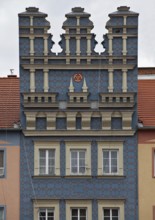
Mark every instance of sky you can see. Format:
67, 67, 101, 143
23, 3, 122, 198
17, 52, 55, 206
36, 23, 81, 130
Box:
0, 0, 155, 76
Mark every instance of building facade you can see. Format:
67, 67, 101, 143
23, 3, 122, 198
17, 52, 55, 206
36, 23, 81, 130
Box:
138, 68, 155, 220
0, 75, 20, 220
19, 6, 138, 220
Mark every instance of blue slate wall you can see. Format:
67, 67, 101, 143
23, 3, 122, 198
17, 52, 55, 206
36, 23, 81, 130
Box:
20, 135, 138, 220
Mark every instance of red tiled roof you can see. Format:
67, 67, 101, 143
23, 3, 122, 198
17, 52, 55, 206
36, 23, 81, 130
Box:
139, 67, 155, 75
138, 78, 155, 127
0, 75, 20, 128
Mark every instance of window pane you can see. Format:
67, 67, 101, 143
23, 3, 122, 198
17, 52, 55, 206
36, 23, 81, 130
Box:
71, 151, 78, 159
103, 151, 109, 158
104, 218, 110, 220
72, 209, 78, 216
0, 208, 4, 220
49, 167, 55, 175
80, 217, 86, 220
39, 150, 46, 157
112, 209, 118, 217
40, 158, 46, 166
48, 150, 55, 158
80, 209, 86, 216
71, 167, 78, 173
79, 151, 85, 159
103, 209, 110, 216
111, 151, 117, 159
103, 158, 109, 173
40, 167, 46, 175
0, 151, 4, 167
71, 159, 78, 166
72, 217, 78, 220
79, 158, 85, 166
79, 167, 85, 174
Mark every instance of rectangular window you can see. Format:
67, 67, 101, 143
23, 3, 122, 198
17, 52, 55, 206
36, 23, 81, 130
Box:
0, 207, 4, 220
103, 150, 118, 174
152, 149, 155, 177
0, 151, 4, 176
71, 208, 87, 220
39, 208, 54, 220
39, 149, 55, 175
71, 150, 86, 175
103, 208, 119, 220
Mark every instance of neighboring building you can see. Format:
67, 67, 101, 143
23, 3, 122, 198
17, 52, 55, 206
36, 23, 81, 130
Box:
138, 68, 155, 220
19, 6, 138, 220
0, 75, 20, 220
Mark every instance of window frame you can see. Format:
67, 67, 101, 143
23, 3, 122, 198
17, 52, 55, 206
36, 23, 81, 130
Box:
34, 141, 60, 176
98, 200, 124, 220
71, 208, 87, 220
0, 149, 6, 178
39, 149, 55, 175
152, 148, 155, 177
38, 207, 54, 220
66, 142, 91, 176
98, 142, 123, 176
0, 206, 6, 220
103, 207, 119, 220
66, 200, 92, 220
70, 149, 86, 175
33, 200, 59, 220
102, 149, 119, 175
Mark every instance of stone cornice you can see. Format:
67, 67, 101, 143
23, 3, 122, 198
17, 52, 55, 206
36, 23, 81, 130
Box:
23, 129, 135, 136
21, 64, 135, 70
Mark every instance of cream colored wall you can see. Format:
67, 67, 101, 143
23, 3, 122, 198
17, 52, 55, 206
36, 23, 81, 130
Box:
139, 142, 155, 220
0, 146, 20, 220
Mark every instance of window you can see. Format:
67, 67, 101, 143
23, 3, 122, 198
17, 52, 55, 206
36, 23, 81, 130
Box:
39, 208, 54, 220
0, 207, 4, 220
71, 150, 86, 175
152, 148, 155, 177
33, 200, 59, 220
66, 142, 91, 176
98, 200, 124, 220
103, 208, 119, 220
98, 142, 123, 176
34, 142, 60, 176
0, 151, 4, 177
103, 150, 118, 174
71, 208, 87, 220
39, 149, 55, 175
66, 200, 92, 220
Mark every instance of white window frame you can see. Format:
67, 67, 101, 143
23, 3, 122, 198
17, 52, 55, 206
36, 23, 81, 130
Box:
98, 200, 124, 220
39, 149, 55, 175
34, 141, 60, 176
33, 200, 59, 220
71, 208, 87, 220
66, 200, 92, 220
66, 142, 91, 176
38, 207, 54, 220
98, 142, 123, 176
70, 150, 86, 175
102, 149, 119, 175
103, 207, 119, 220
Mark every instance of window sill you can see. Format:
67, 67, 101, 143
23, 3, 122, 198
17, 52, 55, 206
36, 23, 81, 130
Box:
97, 175, 126, 179
64, 175, 92, 178
32, 175, 61, 179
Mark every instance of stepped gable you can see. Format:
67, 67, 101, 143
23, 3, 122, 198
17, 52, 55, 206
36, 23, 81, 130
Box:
59, 7, 98, 55
0, 75, 20, 128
